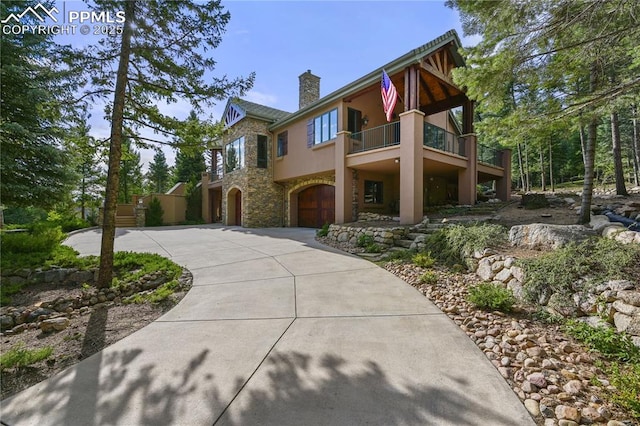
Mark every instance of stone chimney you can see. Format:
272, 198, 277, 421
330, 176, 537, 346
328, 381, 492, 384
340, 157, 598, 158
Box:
299, 70, 320, 110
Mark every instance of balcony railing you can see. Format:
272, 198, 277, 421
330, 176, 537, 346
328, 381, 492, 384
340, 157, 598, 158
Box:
478, 144, 502, 167
423, 122, 466, 157
349, 121, 401, 154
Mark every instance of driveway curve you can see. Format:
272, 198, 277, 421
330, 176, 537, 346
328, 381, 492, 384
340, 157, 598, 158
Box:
2, 225, 534, 426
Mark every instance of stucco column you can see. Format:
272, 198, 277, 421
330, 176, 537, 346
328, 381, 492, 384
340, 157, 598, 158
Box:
201, 172, 211, 223
335, 130, 352, 224
458, 134, 478, 205
399, 109, 425, 225
496, 149, 512, 201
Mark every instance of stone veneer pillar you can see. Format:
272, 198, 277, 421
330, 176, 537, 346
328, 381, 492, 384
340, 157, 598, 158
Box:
135, 206, 146, 227
496, 148, 512, 201
335, 130, 352, 224
458, 134, 478, 205
201, 172, 211, 223
399, 110, 425, 225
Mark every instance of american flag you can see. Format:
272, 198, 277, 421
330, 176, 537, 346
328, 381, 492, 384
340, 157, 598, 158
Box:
381, 70, 398, 122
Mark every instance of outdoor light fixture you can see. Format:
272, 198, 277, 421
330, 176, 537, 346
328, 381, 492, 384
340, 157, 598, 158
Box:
362, 116, 369, 126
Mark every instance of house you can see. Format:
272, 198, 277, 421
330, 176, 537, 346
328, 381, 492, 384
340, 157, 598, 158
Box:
201, 30, 511, 228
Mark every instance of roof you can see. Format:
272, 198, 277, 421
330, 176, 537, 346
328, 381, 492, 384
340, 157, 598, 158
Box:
269, 29, 464, 131
224, 97, 290, 123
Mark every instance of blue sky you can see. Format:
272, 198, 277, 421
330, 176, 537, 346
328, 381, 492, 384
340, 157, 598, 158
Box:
57, 1, 478, 169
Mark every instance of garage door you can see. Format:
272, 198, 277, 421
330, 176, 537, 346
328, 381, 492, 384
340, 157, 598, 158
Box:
298, 184, 335, 228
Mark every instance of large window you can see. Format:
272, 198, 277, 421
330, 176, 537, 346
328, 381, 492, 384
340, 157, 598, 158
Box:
308, 108, 338, 146
257, 135, 268, 168
364, 180, 383, 204
277, 131, 288, 157
225, 136, 245, 173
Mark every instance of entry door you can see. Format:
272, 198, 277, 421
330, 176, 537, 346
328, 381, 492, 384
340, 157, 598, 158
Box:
235, 192, 242, 225
298, 185, 335, 228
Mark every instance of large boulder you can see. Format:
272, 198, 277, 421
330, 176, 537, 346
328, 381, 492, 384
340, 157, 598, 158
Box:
508, 223, 595, 250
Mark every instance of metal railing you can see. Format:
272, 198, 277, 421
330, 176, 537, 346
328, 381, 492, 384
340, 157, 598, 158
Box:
423, 122, 466, 157
349, 121, 401, 153
478, 144, 502, 167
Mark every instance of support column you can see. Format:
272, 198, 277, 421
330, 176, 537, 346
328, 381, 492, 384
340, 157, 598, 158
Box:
399, 109, 425, 225
335, 131, 352, 224
201, 172, 211, 223
496, 149, 512, 201
458, 134, 477, 205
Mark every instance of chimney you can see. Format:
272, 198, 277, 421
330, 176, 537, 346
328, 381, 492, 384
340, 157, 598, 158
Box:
298, 70, 320, 110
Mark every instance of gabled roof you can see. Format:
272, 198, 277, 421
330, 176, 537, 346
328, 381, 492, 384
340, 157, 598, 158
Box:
222, 97, 290, 128
269, 29, 464, 131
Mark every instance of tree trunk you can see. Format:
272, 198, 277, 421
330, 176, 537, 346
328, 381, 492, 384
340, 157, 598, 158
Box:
539, 146, 546, 191
632, 105, 640, 186
517, 142, 525, 190
523, 141, 530, 191
579, 125, 587, 167
97, 1, 135, 289
610, 111, 628, 196
549, 140, 554, 192
579, 64, 598, 225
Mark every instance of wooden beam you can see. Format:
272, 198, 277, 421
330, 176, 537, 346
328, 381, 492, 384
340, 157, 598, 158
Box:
420, 74, 436, 104
419, 94, 468, 116
439, 81, 451, 98
404, 67, 410, 111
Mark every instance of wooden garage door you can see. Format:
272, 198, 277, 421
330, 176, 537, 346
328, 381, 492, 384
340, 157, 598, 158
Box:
298, 185, 335, 228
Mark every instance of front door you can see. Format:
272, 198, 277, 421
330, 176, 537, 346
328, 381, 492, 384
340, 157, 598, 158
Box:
235, 191, 242, 225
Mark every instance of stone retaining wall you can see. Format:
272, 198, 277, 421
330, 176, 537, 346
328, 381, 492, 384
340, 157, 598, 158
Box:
325, 224, 408, 248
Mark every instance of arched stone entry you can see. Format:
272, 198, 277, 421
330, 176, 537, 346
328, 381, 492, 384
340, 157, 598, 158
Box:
297, 184, 335, 228
227, 188, 242, 226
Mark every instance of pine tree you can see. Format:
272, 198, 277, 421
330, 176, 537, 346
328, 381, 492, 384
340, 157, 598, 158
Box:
71, 1, 254, 287
119, 139, 143, 204
147, 149, 171, 193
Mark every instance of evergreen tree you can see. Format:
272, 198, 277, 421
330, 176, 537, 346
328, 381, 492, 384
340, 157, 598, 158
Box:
119, 139, 143, 203
71, 1, 254, 287
147, 149, 171, 193
0, 0, 78, 209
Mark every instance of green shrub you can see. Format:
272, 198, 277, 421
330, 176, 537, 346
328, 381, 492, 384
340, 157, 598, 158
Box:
357, 234, 375, 247
424, 223, 507, 267
364, 243, 381, 253
113, 251, 182, 285
0, 343, 53, 369
564, 320, 640, 363
145, 197, 164, 226
522, 238, 640, 303
2, 207, 47, 225
419, 270, 438, 285
412, 252, 435, 268
605, 362, 640, 420
316, 223, 330, 237
467, 282, 515, 312
384, 249, 416, 264
184, 180, 202, 222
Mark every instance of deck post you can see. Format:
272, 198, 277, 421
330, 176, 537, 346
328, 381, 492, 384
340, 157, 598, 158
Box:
496, 149, 512, 201
399, 109, 425, 224
458, 134, 478, 205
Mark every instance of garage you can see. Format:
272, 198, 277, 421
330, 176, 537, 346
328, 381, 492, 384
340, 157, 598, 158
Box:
297, 184, 335, 228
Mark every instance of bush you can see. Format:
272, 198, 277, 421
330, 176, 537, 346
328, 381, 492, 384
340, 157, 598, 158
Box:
467, 282, 515, 312
605, 362, 640, 420
2, 206, 48, 225
522, 238, 640, 303
412, 252, 435, 268
113, 251, 182, 285
184, 180, 202, 222
357, 234, 374, 247
145, 197, 164, 226
0, 343, 53, 370
419, 270, 438, 285
424, 223, 507, 267
316, 223, 330, 237
384, 249, 415, 264
564, 320, 640, 363
364, 243, 381, 253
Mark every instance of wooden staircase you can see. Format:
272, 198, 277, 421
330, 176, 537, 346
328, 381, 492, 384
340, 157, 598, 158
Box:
115, 216, 137, 228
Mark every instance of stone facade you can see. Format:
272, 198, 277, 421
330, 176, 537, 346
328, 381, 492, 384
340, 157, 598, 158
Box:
325, 223, 409, 248
220, 117, 284, 227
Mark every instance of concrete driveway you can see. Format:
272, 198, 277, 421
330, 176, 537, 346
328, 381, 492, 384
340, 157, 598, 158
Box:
1, 225, 534, 426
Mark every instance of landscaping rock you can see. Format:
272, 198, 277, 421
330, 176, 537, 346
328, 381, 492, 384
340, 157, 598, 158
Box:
40, 317, 70, 333
509, 223, 595, 250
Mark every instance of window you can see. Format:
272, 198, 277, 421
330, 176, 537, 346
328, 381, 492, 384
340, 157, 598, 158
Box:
225, 136, 245, 173
277, 131, 288, 157
257, 135, 268, 168
364, 180, 383, 204
307, 108, 338, 146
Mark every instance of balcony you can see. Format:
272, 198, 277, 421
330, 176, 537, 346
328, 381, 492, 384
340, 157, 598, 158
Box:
478, 144, 501, 167
423, 122, 466, 157
349, 121, 401, 154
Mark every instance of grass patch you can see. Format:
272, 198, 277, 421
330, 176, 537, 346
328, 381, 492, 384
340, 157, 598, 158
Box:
605, 362, 640, 420
0, 343, 53, 369
521, 238, 640, 303
467, 282, 515, 312
112, 252, 182, 285
124, 279, 180, 304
